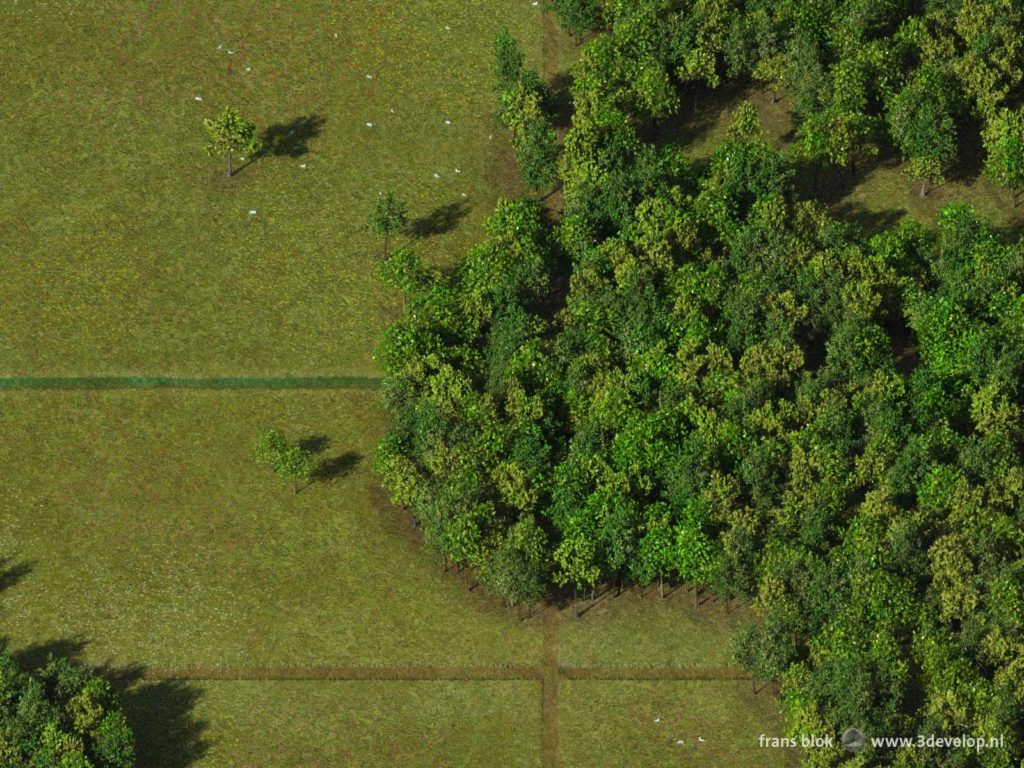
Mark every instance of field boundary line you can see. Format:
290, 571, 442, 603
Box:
136, 664, 750, 683
142, 666, 540, 681
0, 376, 382, 391
563, 666, 751, 681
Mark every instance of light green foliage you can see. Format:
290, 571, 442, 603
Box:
983, 107, 1024, 202
203, 106, 261, 178
254, 428, 317, 493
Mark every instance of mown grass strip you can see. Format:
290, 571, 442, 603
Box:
0, 376, 382, 391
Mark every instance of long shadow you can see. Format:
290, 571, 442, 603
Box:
105, 664, 210, 768
314, 450, 362, 483
259, 114, 327, 159
410, 201, 470, 238
298, 434, 331, 454
547, 71, 574, 129
0, 556, 33, 593
830, 201, 906, 237
10, 636, 89, 670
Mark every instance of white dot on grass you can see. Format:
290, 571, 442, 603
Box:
676, 740, 684, 746
454, 168, 461, 173
461, 192, 468, 197
366, 121, 375, 127
366, 74, 373, 79
248, 209, 257, 215
217, 43, 223, 50
194, 95, 203, 101
245, 66, 252, 72
444, 119, 452, 125
433, 172, 440, 178
299, 163, 307, 169
445, 24, 451, 30
227, 49, 234, 54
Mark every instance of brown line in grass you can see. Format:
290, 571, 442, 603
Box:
541, 607, 561, 768
141, 666, 542, 682
562, 667, 751, 681
137, 664, 750, 683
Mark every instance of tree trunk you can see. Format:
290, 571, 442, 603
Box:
574, 585, 579, 619
227, 149, 233, 178
770, 90, 779, 104
659, 575, 664, 599
694, 584, 699, 607
920, 178, 928, 197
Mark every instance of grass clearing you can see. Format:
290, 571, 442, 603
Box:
557, 586, 751, 669
0, 390, 542, 668
0, 0, 543, 377
123, 679, 542, 768
558, 680, 798, 768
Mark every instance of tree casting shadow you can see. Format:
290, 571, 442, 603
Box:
0, 556, 33, 593
314, 450, 362, 483
410, 200, 470, 238
110, 666, 210, 768
259, 114, 327, 159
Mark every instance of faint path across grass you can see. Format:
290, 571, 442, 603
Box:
0, 375, 382, 391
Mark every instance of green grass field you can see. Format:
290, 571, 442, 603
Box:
0, 2, 799, 765
0, 0, 538, 377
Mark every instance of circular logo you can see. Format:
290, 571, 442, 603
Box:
841, 727, 865, 753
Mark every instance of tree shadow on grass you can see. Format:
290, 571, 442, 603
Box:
298, 434, 331, 454
547, 71, 574, 129
410, 200, 470, 238
259, 114, 327, 159
314, 451, 362, 483
107, 666, 210, 768
0, 557, 33, 594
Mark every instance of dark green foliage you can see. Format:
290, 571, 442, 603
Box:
376, 5, 1024, 764
548, 0, 601, 42
0, 650, 135, 767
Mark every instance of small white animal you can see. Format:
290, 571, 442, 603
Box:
676, 740, 684, 746
248, 209, 257, 215
454, 168, 461, 173
366, 74, 373, 80
389, 107, 396, 113
698, 737, 706, 743
366, 122, 374, 127
299, 163, 307, 169
461, 192, 468, 197
194, 95, 203, 101
245, 66, 252, 72
433, 172, 440, 178
217, 43, 223, 50
444, 119, 452, 125
445, 24, 451, 30
227, 49, 234, 54
654, 718, 661, 724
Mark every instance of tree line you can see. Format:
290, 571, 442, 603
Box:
375, 4, 1024, 765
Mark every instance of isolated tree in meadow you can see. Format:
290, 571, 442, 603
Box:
368, 191, 408, 259
203, 106, 262, 178
0, 650, 135, 767
254, 428, 317, 494
983, 108, 1024, 206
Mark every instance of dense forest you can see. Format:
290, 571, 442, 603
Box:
375, 1, 1024, 766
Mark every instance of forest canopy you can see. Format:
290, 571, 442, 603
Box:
376, 2, 1024, 765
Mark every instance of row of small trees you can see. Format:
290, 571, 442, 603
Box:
494, 28, 560, 193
